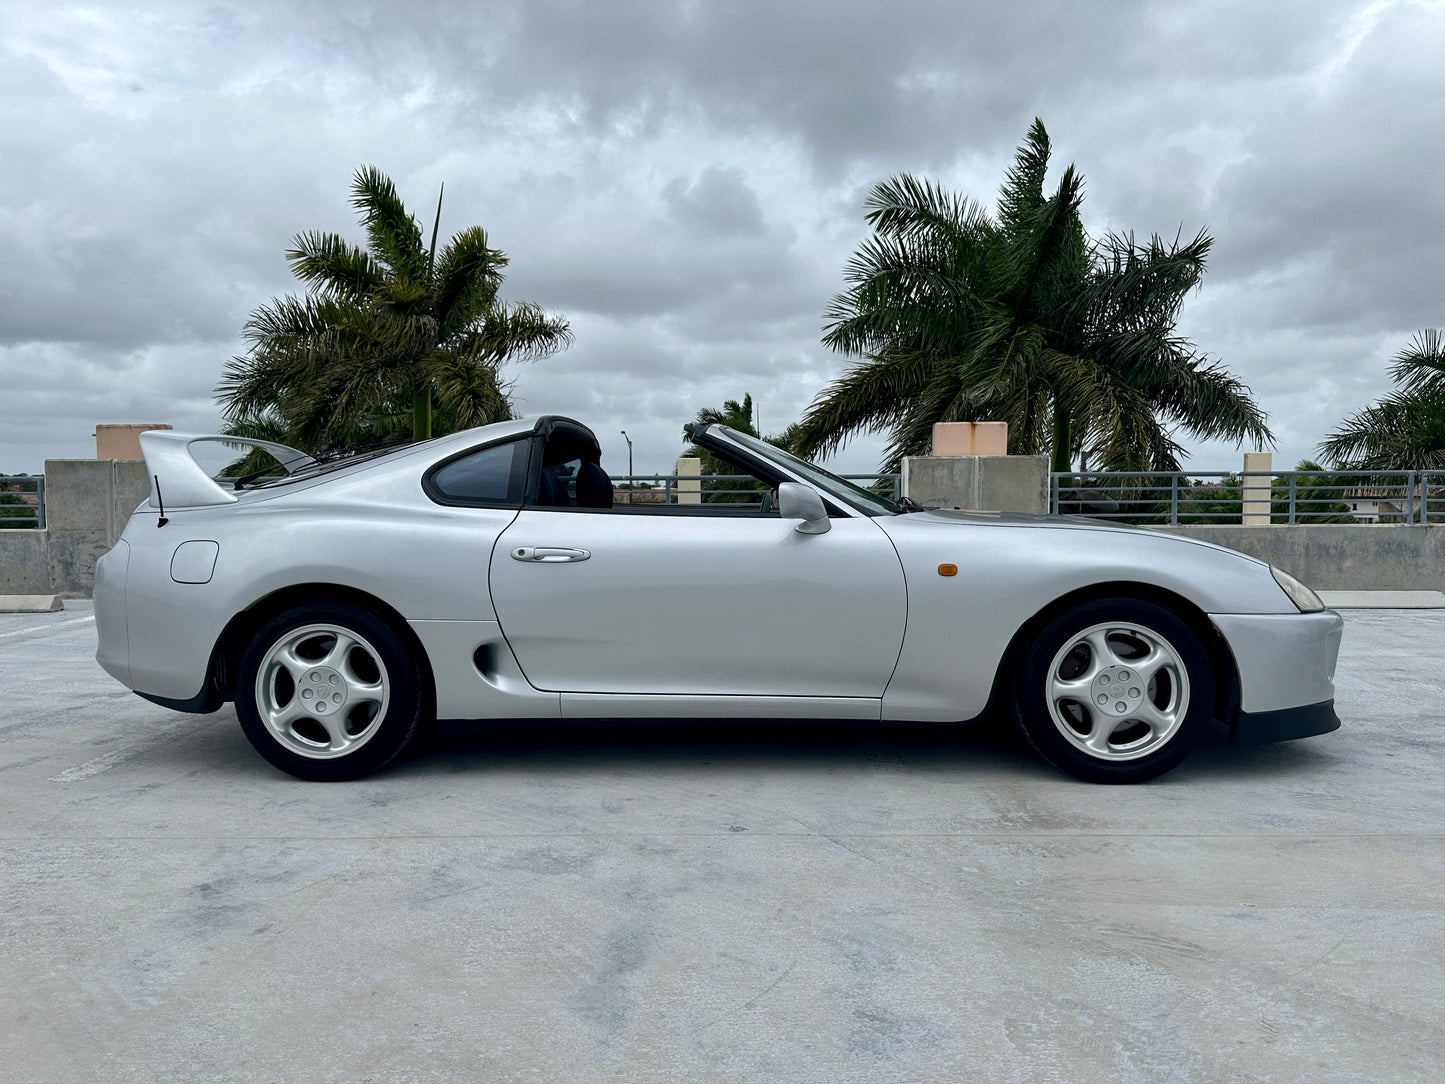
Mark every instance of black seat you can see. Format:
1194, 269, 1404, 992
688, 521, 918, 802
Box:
535, 469, 567, 507
575, 461, 614, 508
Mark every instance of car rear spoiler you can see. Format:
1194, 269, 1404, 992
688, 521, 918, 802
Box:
138, 431, 318, 510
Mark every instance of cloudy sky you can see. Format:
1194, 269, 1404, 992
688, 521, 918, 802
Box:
2, 0, 1442, 476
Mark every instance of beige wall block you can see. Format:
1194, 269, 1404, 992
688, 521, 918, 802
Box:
1242, 451, 1273, 526
675, 457, 702, 504
95, 424, 172, 460
931, 421, 1007, 457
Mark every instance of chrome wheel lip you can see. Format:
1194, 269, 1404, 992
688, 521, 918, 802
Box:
1044, 620, 1190, 763
255, 622, 391, 761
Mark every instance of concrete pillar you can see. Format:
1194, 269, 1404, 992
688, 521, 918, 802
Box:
1242, 451, 1272, 526
35, 459, 151, 597
675, 457, 701, 504
900, 455, 1048, 513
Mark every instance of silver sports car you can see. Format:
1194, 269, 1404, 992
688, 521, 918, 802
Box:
93, 416, 1343, 783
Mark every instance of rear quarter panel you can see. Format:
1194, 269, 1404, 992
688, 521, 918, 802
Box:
121, 468, 517, 701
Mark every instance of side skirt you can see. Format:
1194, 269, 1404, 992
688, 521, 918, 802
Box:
560, 694, 881, 722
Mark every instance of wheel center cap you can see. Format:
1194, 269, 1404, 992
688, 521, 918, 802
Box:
299, 666, 348, 715
1093, 665, 1144, 718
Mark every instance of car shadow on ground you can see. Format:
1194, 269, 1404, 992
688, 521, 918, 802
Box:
146, 706, 1341, 784
411, 713, 1032, 774
383, 712, 1341, 784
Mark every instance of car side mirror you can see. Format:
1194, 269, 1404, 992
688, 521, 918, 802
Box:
778, 482, 831, 534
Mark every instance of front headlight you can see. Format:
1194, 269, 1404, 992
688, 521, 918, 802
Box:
1271, 566, 1325, 612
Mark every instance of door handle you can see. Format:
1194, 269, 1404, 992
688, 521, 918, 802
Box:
510, 546, 591, 563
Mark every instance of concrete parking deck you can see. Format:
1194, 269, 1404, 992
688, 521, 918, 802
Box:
1, 604, 1442, 1081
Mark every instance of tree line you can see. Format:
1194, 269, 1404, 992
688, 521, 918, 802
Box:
217, 128, 1443, 475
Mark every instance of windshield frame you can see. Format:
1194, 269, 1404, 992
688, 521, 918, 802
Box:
715, 426, 899, 517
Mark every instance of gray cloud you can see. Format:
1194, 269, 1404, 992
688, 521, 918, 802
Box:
2, 0, 1443, 477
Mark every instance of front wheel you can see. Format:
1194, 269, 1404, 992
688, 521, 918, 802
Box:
1013, 598, 1215, 784
236, 602, 427, 781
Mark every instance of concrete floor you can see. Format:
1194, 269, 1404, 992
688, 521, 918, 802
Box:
1, 604, 1442, 1082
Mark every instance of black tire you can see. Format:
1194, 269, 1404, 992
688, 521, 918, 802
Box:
235, 601, 428, 781
1013, 598, 1214, 784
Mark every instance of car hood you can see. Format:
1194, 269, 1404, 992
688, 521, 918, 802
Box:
907, 507, 1125, 529
880, 507, 1270, 566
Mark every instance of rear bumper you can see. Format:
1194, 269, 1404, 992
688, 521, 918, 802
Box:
93, 540, 131, 687
1234, 699, 1340, 745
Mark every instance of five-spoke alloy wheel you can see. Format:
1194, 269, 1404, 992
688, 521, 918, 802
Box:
236, 602, 426, 781
1015, 598, 1214, 784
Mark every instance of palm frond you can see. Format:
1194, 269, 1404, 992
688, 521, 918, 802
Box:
1320, 385, 1445, 470
452, 302, 572, 364
285, 231, 384, 300
433, 225, 507, 334
792, 349, 946, 462
350, 165, 426, 280
422, 351, 516, 430
864, 174, 983, 243
1390, 328, 1445, 394
997, 117, 1052, 236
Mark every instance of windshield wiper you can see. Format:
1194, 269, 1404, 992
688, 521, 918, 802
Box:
897, 495, 927, 513
233, 465, 287, 490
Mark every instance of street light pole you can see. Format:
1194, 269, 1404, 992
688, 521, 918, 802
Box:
620, 430, 633, 503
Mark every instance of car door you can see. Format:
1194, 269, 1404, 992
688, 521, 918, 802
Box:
488, 502, 907, 697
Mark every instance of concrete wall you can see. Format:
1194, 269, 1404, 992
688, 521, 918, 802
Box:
0, 460, 150, 597
0, 530, 50, 594
901, 455, 1049, 513
4, 457, 1442, 595
897, 454, 1443, 590
1155, 524, 1445, 591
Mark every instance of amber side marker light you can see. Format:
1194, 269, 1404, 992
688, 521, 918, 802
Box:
938, 564, 958, 577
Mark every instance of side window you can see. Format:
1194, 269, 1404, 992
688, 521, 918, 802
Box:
426, 440, 529, 506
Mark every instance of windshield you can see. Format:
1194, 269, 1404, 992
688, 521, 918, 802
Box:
718, 427, 899, 516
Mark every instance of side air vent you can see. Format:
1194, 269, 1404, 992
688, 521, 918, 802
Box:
472, 643, 496, 677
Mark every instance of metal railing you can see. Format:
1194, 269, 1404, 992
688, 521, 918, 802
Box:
609, 473, 901, 507
0, 475, 44, 529
1050, 470, 1445, 525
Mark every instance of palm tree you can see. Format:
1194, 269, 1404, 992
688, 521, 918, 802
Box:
218, 166, 571, 455
683, 394, 801, 502
793, 120, 1272, 474
1320, 330, 1445, 470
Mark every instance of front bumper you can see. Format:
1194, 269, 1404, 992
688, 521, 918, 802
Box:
1209, 608, 1345, 742
1234, 700, 1340, 745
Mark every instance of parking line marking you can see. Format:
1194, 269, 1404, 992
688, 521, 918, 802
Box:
49, 733, 173, 783
0, 615, 95, 640
48, 715, 228, 783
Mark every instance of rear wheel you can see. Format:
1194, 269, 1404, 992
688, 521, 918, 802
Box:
236, 602, 427, 781
1014, 598, 1214, 784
